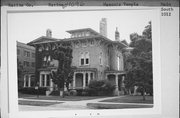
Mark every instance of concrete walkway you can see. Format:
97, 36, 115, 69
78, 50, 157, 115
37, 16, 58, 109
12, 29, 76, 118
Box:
19, 96, 153, 111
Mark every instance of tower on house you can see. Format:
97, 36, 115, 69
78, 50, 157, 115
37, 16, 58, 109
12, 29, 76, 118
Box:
99, 18, 107, 37
115, 27, 120, 41
46, 29, 52, 38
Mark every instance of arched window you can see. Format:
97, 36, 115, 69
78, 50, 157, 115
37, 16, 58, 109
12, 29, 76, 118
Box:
80, 52, 90, 66
85, 52, 89, 65
80, 52, 84, 66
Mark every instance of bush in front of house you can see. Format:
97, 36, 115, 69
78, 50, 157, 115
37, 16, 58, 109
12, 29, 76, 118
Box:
87, 79, 116, 96
18, 87, 47, 95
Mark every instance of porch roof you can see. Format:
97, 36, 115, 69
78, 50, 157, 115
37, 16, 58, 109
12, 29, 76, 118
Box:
38, 67, 57, 71
105, 70, 126, 75
74, 68, 97, 72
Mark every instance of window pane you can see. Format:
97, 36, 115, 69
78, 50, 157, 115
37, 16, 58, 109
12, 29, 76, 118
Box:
90, 73, 93, 80
42, 75, 45, 87
81, 59, 84, 65
85, 73, 88, 86
86, 58, 89, 64
47, 75, 50, 86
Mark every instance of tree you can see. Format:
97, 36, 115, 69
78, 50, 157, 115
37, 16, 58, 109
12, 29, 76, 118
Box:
124, 21, 153, 100
142, 21, 152, 40
50, 45, 74, 97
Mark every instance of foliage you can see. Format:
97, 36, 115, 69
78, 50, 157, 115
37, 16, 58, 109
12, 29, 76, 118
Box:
18, 87, 47, 95
87, 80, 116, 96
50, 44, 74, 97
124, 21, 153, 100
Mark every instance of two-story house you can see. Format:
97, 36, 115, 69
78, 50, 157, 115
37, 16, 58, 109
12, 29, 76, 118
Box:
28, 28, 127, 95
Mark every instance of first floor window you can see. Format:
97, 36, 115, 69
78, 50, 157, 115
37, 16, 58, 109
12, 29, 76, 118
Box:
42, 74, 45, 87
90, 73, 94, 80
85, 73, 88, 86
46, 75, 50, 86
25, 75, 29, 87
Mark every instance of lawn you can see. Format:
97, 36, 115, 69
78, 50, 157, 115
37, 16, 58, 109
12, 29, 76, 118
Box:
19, 93, 104, 101
100, 95, 153, 104
87, 103, 153, 109
19, 100, 63, 106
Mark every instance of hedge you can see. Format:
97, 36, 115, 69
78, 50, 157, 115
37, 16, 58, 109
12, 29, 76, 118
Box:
18, 87, 47, 95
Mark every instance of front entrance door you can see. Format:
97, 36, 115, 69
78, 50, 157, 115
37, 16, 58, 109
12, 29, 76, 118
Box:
75, 73, 83, 88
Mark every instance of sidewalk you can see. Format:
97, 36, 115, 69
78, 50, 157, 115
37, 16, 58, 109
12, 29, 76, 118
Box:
19, 96, 153, 111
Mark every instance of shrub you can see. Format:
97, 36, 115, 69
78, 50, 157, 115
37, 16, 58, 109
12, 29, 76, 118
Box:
69, 90, 77, 96
88, 80, 116, 96
18, 87, 47, 95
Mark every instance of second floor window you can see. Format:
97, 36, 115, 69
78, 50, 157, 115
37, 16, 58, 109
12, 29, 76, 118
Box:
85, 52, 89, 65
80, 52, 84, 65
24, 50, 30, 57
31, 62, 35, 67
80, 52, 89, 66
32, 53, 35, 58
24, 61, 30, 67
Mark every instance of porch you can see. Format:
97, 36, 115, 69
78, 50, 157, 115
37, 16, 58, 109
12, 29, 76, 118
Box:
105, 70, 126, 96
70, 68, 97, 90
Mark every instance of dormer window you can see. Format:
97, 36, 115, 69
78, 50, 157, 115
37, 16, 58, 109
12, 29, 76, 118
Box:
86, 32, 90, 36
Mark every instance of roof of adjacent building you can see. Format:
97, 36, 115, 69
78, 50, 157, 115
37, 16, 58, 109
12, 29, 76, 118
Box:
17, 41, 35, 50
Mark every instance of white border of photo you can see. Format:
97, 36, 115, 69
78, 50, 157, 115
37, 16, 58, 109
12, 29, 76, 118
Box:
1, 6, 178, 118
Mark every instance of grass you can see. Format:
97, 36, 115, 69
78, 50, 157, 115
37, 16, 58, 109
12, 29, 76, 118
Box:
100, 95, 153, 104
87, 103, 153, 109
19, 93, 104, 101
18, 100, 62, 106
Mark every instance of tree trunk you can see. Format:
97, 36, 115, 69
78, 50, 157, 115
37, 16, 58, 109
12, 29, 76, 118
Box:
59, 88, 64, 98
142, 88, 146, 101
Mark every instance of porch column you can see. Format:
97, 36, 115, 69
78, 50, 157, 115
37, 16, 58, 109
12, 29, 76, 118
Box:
73, 72, 76, 89
114, 74, 119, 96
88, 72, 91, 84
121, 76, 125, 88
50, 79, 53, 91
28, 75, 31, 87
44, 74, 47, 87
83, 72, 86, 88
23, 75, 26, 87
39, 74, 42, 87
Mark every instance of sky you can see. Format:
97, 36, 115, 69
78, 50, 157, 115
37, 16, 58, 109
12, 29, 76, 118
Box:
8, 9, 154, 44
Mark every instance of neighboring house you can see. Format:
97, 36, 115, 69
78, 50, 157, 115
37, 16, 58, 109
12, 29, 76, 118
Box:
17, 41, 35, 88
28, 27, 128, 96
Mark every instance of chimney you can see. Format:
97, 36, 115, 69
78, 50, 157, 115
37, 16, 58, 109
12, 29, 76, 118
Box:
46, 29, 52, 38
115, 27, 120, 41
99, 18, 107, 37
